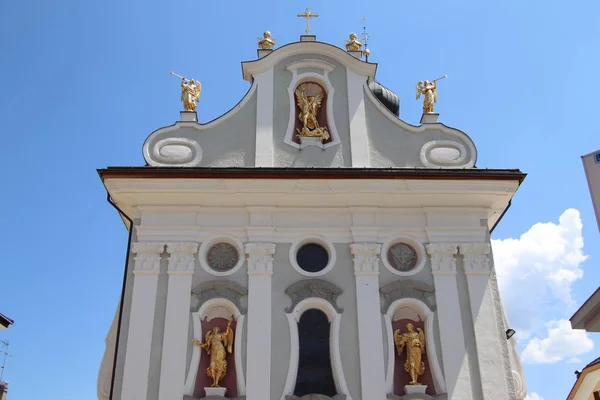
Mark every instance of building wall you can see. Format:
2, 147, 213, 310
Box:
582, 150, 600, 232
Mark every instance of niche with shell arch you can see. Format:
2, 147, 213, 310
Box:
184, 298, 246, 397
384, 298, 446, 396
284, 60, 341, 150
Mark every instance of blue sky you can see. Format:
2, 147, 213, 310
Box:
0, 1, 599, 399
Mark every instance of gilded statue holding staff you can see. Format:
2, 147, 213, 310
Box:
394, 323, 426, 385
193, 321, 234, 387
416, 75, 447, 113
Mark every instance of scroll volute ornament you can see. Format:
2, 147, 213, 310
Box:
294, 82, 330, 142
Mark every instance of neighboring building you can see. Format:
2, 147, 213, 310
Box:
582, 150, 600, 232
96, 26, 528, 400
566, 357, 600, 400
569, 287, 600, 399
0, 313, 13, 330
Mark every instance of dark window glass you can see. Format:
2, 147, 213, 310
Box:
296, 243, 329, 273
294, 309, 336, 397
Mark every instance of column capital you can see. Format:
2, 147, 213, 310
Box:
245, 242, 276, 276
350, 243, 381, 276
426, 243, 458, 276
132, 242, 164, 275
166, 242, 199, 275
458, 243, 491, 275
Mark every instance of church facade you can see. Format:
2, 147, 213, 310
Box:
97, 32, 527, 400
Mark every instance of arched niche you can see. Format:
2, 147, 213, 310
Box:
184, 298, 246, 397
284, 60, 341, 150
384, 298, 446, 396
281, 297, 352, 400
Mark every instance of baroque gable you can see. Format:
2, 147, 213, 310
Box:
142, 40, 476, 169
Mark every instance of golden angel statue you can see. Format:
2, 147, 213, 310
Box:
416, 80, 437, 113
181, 78, 202, 112
394, 323, 426, 385
258, 31, 276, 50
193, 321, 234, 387
295, 83, 330, 140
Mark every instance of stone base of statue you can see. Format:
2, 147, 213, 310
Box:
348, 50, 363, 59
299, 136, 325, 149
205, 387, 227, 397
180, 111, 198, 122
404, 384, 427, 395
420, 113, 439, 124
257, 49, 273, 59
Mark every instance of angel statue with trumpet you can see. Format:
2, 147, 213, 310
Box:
171, 71, 202, 112
295, 83, 330, 141
193, 320, 234, 388
416, 75, 447, 114
394, 323, 426, 385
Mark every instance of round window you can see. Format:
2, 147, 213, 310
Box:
296, 243, 329, 273
387, 243, 418, 272
206, 242, 239, 272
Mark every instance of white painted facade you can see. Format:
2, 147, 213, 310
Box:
98, 36, 527, 400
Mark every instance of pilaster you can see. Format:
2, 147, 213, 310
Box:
346, 69, 370, 166
426, 243, 471, 400
245, 243, 276, 400
459, 243, 511, 400
158, 242, 198, 400
350, 244, 386, 400
254, 70, 274, 167
121, 242, 164, 400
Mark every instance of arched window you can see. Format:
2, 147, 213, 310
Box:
294, 309, 336, 397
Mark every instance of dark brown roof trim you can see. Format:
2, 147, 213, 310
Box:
98, 167, 526, 182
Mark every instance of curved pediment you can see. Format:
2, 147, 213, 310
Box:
142, 38, 478, 169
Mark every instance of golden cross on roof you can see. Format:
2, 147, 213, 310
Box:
297, 8, 319, 35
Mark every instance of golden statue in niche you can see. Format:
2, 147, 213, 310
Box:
345, 32, 363, 51
295, 83, 330, 140
258, 31, 276, 49
192, 321, 234, 387
394, 323, 426, 385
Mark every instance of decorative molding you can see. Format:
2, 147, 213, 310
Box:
281, 297, 352, 400
283, 71, 341, 150
458, 243, 491, 275
285, 59, 336, 73
151, 137, 203, 167
384, 298, 447, 395
425, 244, 458, 276
289, 235, 337, 277
245, 242, 276, 276
131, 242, 164, 275
166, 242, 198, 275
185, 298, 245, 397
285, 279, 343, 314
381, 235, 427, 277
199, 236, 245, 277
379, 280, 436, 313
350, 243, 381, 276
420, 140, 468, 168
191, 281, 248, 314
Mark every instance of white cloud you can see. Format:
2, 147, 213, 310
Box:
525, 393, 544, 400
567, 357, 582, 364
522, 319, 594, 364
492, 208, 588, 338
